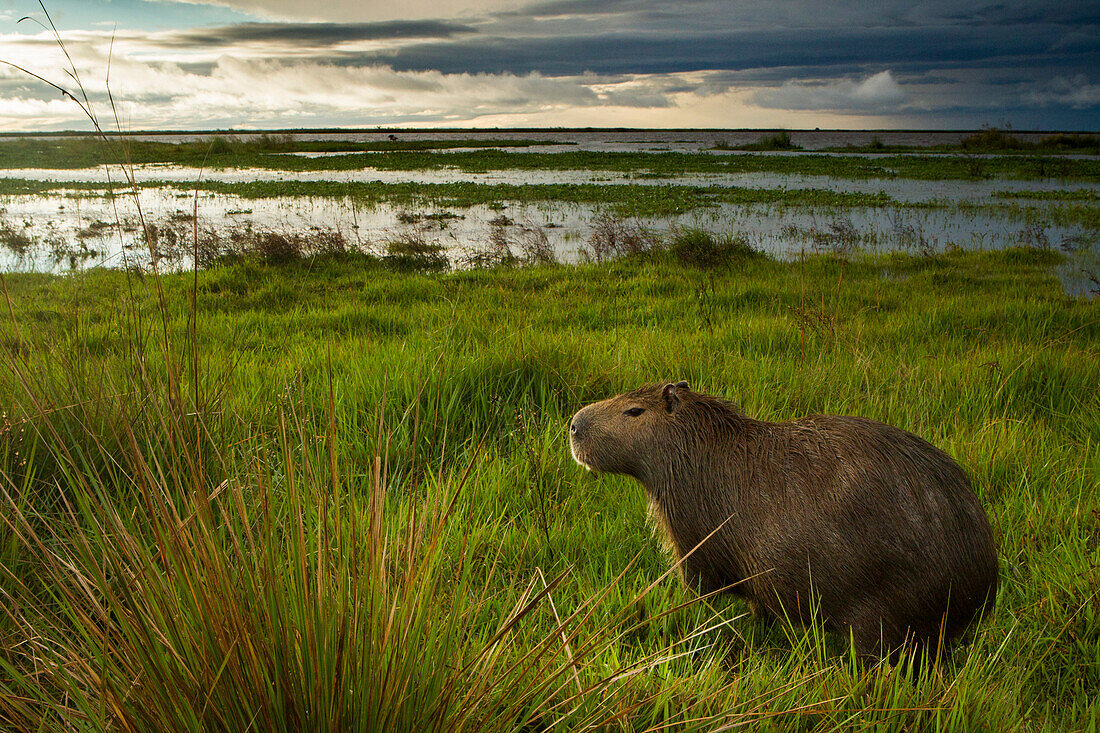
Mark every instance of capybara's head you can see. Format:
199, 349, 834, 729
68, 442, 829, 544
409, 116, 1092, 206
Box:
569, 382, 692, 478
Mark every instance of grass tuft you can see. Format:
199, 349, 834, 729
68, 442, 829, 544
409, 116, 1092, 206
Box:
667, 227, 764, 268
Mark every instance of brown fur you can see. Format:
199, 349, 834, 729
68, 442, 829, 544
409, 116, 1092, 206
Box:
569, 383, 999, 659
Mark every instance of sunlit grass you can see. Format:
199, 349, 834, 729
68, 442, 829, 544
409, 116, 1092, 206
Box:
1, 246, 1097, 729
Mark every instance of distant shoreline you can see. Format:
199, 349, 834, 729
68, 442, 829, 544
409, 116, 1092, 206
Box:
2, 127, 1098, 138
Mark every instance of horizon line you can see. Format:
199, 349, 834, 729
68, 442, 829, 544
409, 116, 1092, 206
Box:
2, 126, 1098, 137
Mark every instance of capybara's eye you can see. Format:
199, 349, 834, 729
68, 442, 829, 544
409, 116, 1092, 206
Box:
624, 407, 646, 417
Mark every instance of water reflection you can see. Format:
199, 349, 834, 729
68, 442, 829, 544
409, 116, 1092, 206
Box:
2, 187, 1095, 297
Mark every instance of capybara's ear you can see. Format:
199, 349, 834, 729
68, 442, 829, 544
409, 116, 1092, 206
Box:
661, 383, 681, 412
675, 381, 689, 390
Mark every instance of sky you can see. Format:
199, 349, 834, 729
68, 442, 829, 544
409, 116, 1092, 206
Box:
0, 0, 1097, 131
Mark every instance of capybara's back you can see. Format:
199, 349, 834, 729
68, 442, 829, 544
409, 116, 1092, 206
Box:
569, 383, 999, 658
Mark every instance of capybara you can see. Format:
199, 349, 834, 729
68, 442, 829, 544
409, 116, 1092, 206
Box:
569, 382, 998, 659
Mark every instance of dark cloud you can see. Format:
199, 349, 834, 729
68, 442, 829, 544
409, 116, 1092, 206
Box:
498, 0, 1100, 28
930, 1, 1100, 26
362, 24, 1093, 79
498, 0, 712, 19
4, 0, 1096, 129
160, 20, 475, 48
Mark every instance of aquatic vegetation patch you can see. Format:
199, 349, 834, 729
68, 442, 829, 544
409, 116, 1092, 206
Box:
993, 189, 1100, 202
0, 215, 35, 255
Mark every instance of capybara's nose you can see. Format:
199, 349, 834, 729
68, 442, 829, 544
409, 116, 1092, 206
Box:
569, 410, 589, 438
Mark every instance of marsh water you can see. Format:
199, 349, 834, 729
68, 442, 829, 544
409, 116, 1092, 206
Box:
1, 163, 1096, 203
10, 129, 1065, 152
1, 130, 1097, 296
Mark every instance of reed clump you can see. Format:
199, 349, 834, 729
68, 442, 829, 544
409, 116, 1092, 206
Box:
0, 297, 751, 731
667, 227, 762, 268
742, 130, 801, 151
383, 234, 450, 272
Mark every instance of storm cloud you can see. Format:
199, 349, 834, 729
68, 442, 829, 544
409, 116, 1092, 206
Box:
371, 24, 1091, 77
1, 0, 1097, 130
161, 20, 476, 48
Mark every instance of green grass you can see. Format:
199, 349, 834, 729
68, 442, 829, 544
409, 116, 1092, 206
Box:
1, 246, 1097, 730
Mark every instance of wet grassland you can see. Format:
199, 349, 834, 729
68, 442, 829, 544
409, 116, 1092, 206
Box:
0, 133, 1098, 730
2, 133, 1099, 277
3, 134, 1099, 180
